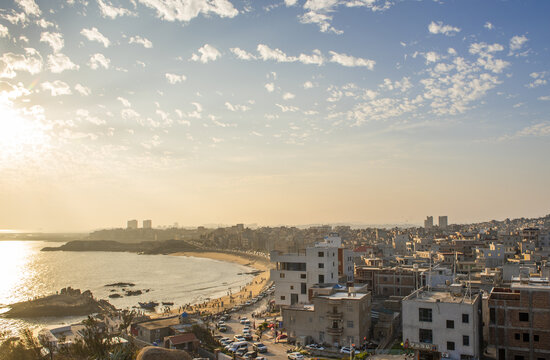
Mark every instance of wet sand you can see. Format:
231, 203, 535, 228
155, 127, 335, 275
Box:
167, 251, 272, 315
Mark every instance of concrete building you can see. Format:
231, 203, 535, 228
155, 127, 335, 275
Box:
439, 216, 448, 230
127, 219, 138, 229
393, 234, 411, 255
282, 284, 371, 347
402, 286, 481, 360
425, 216, 434, 230
271, 233, 347, 306
143, 219, 152, 229
354, 266, 423, 298
488, 276, 550, 360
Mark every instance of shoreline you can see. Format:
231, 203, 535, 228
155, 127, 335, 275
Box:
166, 251, 273, 316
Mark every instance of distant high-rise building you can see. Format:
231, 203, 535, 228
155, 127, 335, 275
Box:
127, 219, 138, 229
439, 216, 448, 229
143, 219, 152, 229
424, 216, 433, 229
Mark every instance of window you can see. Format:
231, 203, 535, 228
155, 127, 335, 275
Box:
419, 308, 433, 322
523, 333, 529, 342
300, 273, 306, 279
534, 335, 539, 342
280, 296, 285, 300
515, 333, 520, 340
419, 329, 433, 344
318, 263, 324, 268
347, 321, 354, 328
301, 283, 307, 294
462, 314, 469, 323
447, 341, 455, 351
318, 274, 324, 283
514, 356, 524, 360
490, 308, 496, 324
318, 251, 324, 257
447, 320, 454, 329
280, 273, 285, 278
463, 335, 469, 346
519, 312, 529, 322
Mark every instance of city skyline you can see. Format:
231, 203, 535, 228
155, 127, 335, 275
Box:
1, 0, 549, 232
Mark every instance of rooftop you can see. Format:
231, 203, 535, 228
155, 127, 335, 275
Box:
404, 287, 479, 304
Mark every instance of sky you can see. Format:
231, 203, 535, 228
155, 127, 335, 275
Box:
0, 0, 549, 232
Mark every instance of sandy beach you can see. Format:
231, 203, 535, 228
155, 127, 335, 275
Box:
167, 251, 273, 315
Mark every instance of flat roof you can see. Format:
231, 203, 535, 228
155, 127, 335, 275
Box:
405, 288, 478, 304
320, 291, 369, 300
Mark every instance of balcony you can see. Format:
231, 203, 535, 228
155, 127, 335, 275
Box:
326, 311, 343, 320
326, 327, 343, 335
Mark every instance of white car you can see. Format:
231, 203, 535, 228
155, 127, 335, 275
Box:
305, 344, 325, 351
288, 352, 304, 360
340, 346, 360, 355
240, 317, 249, 324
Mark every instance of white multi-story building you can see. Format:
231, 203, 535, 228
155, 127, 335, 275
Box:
424, 216, 434, 230
439, 216, 448, 230
402, 286, 481, 360
127, 219, 138, 229
270, 233, 349, 306
393, 234, 410, 255
143, 219, 152, 229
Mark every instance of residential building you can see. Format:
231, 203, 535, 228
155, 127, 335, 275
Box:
127, 219, 138, 229
402, 285, 481, 360
425, 216, 434, 230
488, 276, 550, 360
282, 284, 371, 347
143, 219, 152, 229
439, 216, 448, 230
394, 234, 411, 255
354, 266, 423, 298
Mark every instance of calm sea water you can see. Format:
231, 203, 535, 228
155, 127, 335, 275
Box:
0, 240, 254, 334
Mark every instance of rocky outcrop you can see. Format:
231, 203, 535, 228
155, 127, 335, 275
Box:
136, 347, 192, 360
2, 288, 116, 318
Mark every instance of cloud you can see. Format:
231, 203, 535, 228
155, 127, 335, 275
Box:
526, 72, 547, 88
40, 32, 64, 52
74, 83, 91, 96
329, 51, 375, 69
81, 27, 111, 47
300, 11, 342, 35
76, 109, 106, 125
165, 73, 186, 84
88, 53, 111, 69
225, 101, 251, 112
424, 51, 440, 64
498, 122, 550, 141
265, 83, 274, 92
230, 47, 257, 60
284, 0, 298, 6
129, 36, 153, 48
47, 53, 79, 73
276, 103, 299, 112
0, 48, 43, 78
15, 0, 41, 16
117, 96, 131, 107
41, 80, 72, 96
428, 21, 460, 36
538, 95, 550, 101
0, 24, 9, 38
303, 81, 314, 89
509, 35, 528, 51
137, 0, 238, 22
97, 0, 135, 18
190, 44, 221, 63
36, 18, 55, 29
469, 43, 509, 73
283, 92, 295, 100
298, 49, 324, 65
484, 22, 493, 30
121, 108, 140, 120
257, 44, 296, 62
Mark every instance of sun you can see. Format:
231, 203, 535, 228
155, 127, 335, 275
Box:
0, 102, 50, 166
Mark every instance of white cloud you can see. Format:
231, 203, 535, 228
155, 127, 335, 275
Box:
15, 0, 41, 16
538, 95, 550, 101
424, 51, 440, 64
299, 11, 342, 35
526, 72, 547, 88
165, 73, 186, 84
40, 32, 64, 52
298, 49, 324, 65
484, 22, 493, 30
225, 102, 251, 112
121, 108, 140, 120
0, 24, 9, 38
137, 0, 238, 22
257, 44, 296, 63
329, 51, 375, 69
98, 0, 135, 18
0, 80, 31, 101
188, 102, 203, 118
498, 122, 550, 141
74, 83, 91, 96
469, 43, 509, 73
276, 103, 299, 112
230, 47, 256, 60
190, 44, 221, 63
428, 21, 460, 36
117, 96, 131, 107
36, 18, 55, 28
81, 27, 111, 47
41, 80, 72, 96
0, 48, 43, 78
509, 35, 528, 52
48, 53, 79, 73
265, 83, 275, 92
283, 92, 295, 100
88, 53, 111, 69
284, 0, 298, 6
303, 81, 314, 89
76, 109, 106, 125
129, 36, 153, 48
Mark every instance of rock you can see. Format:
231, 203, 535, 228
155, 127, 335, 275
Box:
109, 294, 122, 298
125, 290, 142, 296
136, 346, 192, 360
105, 282, 136, 287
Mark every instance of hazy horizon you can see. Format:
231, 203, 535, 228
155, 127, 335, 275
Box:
1, 0, 549, 232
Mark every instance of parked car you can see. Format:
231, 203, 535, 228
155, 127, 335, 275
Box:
233, 335, 246, 342
235, 348, 248, 357
253, 342, 268, 353
340, 346, 360, 355
276, 334, 288, 341
218, 325, 227, 332
240, 317, 249, 324
305, 344, 324, 351
243, 351, 257, 359
288, 352, 304, 360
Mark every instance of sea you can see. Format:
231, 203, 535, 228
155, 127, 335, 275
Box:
0, 240, 255, 334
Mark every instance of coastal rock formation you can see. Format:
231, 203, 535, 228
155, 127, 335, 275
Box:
136, 346, 192, 360
2, 287, 116, 318
41, 240, 199, 254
